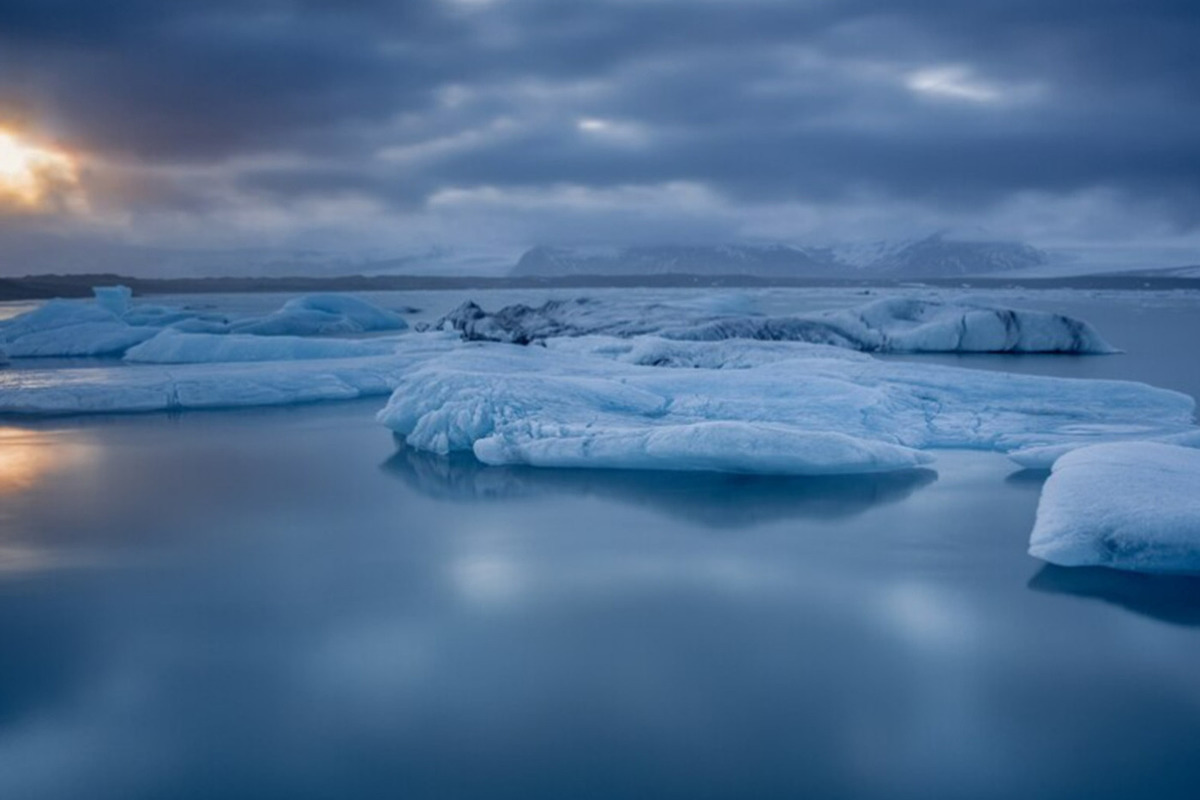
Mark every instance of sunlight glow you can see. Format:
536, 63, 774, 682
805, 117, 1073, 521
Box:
0, 428, 96, 495
0, 128, 79, 209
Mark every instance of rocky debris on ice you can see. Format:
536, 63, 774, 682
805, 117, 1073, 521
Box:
429, 297, 1117, 354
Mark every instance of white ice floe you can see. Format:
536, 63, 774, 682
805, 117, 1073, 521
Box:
124, 329, 403, 364
429, 296, 1117, 353
0, 300, 159, 357
0, 337, 459, 415
377, 337, 1194, 475
0, 289, 410, 359
1029, 443, 1200, 573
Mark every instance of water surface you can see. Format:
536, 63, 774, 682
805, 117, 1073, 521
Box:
1, 289, 1199, 799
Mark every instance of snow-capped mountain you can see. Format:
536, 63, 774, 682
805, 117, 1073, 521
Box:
511, 234, 1050, 279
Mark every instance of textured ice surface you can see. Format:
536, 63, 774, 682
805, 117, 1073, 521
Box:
125, 330, 403, 364
1029, 443, 1200, 573
0, 300, 158, 357
0, 337, 457, 415
429, 296, 1117, 353
93, 285, 132, 316
377, 338, 1193, 475
0, 290, 409, 359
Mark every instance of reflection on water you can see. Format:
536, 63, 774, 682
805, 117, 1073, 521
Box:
0, 404, 1196, 800
1003, 467, 1051, 486
2, 283, 1200, 799
382, 443, 938, 528
0, 427, 95, 495
1029, 565, 1200, 627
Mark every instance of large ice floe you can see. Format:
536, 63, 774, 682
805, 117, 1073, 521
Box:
0, 287, 409, 359
428, 296, 1117, 353
0, 338, 457, 414
2, 288, 1195, 480
376, 336, 1195, 475
1029, 443, 1200, 573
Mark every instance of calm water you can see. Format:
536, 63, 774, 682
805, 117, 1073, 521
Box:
1, 289, 1199, 799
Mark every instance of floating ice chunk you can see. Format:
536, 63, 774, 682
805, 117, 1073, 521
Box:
93, 285, 132, 316
378, 340, 1194, 475
0, 300, 157, 357
1029, 443, 1200, 573
125, 329, 403, 364
431, 296, 1117, 354
0, 290, 409, 359
425, 298, 661, 343
669, 298, 1117, 353
231, 294, 408, 336
0, 336, 459, 415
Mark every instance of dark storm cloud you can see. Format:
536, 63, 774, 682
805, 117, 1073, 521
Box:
1, 0, 1199, 235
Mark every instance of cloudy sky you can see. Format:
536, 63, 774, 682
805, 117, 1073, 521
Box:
0, 0, 1198, 272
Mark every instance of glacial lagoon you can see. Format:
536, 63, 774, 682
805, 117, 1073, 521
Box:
1, 287, 1199, 799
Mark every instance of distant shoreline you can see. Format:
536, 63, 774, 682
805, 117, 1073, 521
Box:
2, 271, 1198, 302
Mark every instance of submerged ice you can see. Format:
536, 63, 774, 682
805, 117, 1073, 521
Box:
1029, 443, 1200, 573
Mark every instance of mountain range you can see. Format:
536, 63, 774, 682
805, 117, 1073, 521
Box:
511, 235, 1050, 279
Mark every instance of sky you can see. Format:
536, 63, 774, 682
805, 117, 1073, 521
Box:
0, 0, 1198, 274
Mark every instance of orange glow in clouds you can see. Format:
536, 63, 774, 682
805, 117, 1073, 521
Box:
0, 127, 79, 209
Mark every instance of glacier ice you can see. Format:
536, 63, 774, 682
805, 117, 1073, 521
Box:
376, 337, 1194, 475
0, 300, 158, 357
428, 296, 1117, 354
1, 315, 1194, 476
93, 285, 132, 316
1029, 443, 1200, 573
0, 338, 458, 415
229, 294, 408, 336
0, 289, 410, 359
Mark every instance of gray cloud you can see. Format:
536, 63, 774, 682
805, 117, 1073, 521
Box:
1, 0, 1199, 268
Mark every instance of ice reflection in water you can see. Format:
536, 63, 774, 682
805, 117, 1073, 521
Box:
382, 443, 938, 528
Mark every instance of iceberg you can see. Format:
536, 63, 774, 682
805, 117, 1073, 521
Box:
429, 296, 1117, 354
0, 290, 410, 359
0, 344, 454, 415
377, 338, 1194, 475
673, 298, 1118, 353
1029, 443, 1200, 573
0, 300, 158, 357
92, 285, 132, 316
229, 294, 408, 336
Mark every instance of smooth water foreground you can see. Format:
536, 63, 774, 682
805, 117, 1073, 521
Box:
1, 289, 1200, 799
